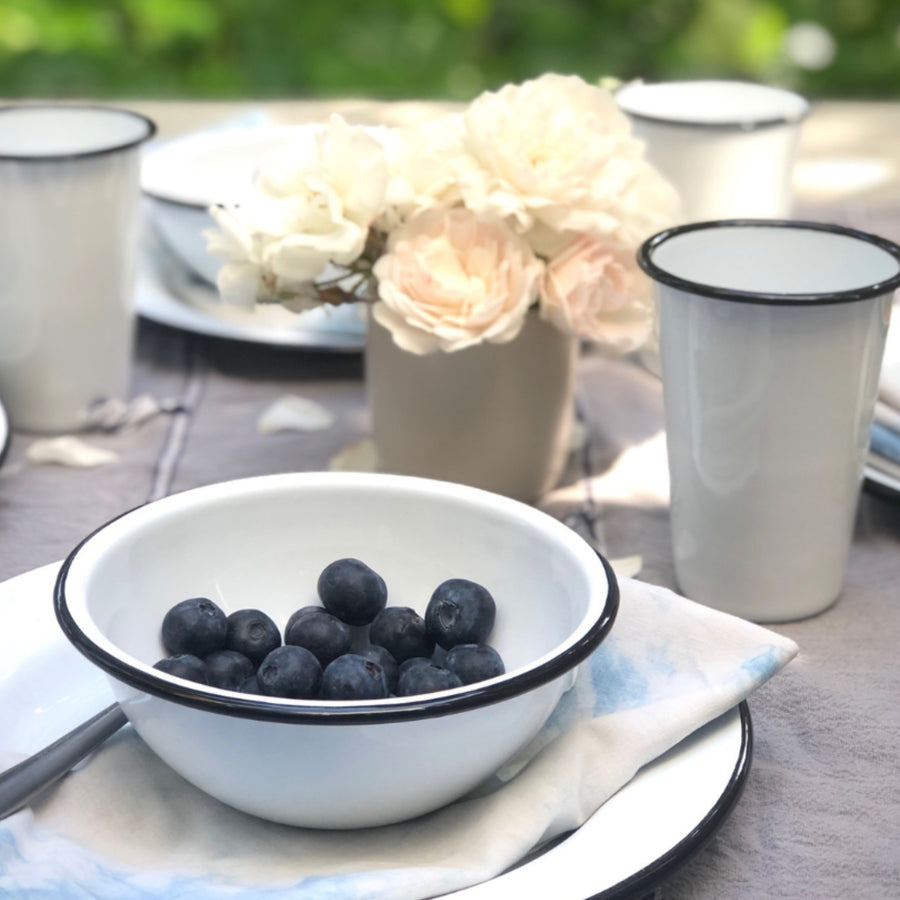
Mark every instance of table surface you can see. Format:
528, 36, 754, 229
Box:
1, 98, 899, 900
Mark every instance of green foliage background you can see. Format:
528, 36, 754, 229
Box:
0, 0, 898, 100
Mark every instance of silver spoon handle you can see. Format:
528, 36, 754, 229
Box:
0, 702, 127, 820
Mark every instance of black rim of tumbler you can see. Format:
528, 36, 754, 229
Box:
0, 103, 156, 163
638, 219, 900, 306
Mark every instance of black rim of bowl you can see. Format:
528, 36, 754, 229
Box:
638, 219, 900, 306
0, 103, 156, 162
54, 504, 620, 726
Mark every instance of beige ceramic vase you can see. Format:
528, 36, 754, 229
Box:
366, 309, 577, 503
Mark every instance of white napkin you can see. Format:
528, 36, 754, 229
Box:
880, 357, 900, 413
878, 301, 900, 412
0, 577, 797, 900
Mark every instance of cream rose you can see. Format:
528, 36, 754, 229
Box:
372, 207, 542, 354
456, 73, 678, 254
539, 234, 654, 352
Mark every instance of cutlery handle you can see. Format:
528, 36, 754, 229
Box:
0, 702, 127, 820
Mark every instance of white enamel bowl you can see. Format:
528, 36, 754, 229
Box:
54, 472, 618, 829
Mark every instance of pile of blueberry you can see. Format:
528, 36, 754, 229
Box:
153, 557, 505, 701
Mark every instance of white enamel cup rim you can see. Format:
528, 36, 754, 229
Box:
638, 219, 900, 306
615, 79, 810, 131
0, 103, 156, 162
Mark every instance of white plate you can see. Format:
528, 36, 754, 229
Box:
135, 231, 367, 352
141, 124, 314, 209
864, 457, 900, 500
0, 562, 750, 899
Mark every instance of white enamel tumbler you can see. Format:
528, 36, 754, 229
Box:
639, 220, 900, 622
616, 80, 809, 221
0, 105, 156, 432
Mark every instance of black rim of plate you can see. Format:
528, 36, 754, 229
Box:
54, 508, 620, 726
591, 701, 753, 900
638, 219, 900, 306
143, 190, 209, 212
0, 103, 156, 162
496, 703, 752, 899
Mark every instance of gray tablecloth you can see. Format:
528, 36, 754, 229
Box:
1, 102, 899, 899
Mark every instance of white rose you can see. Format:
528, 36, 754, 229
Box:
380, 115, 466, 227
207, 203, 324, 311
457, 73, 678, 254
539, 234, 654, 352
372, 207, 542, 354
207, 203, 271, 309
206, 115, 390, 301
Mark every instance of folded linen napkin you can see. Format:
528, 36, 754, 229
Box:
868, 309, 900, 472
878, 350, 900, 413
871, 421, 900, 466
0, 576, 797, 900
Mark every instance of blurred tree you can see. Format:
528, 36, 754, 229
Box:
0, 0, 897, 99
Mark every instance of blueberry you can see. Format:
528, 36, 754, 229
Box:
225, 609, 281, 665
153, 654, 209, 684
284, 608, 352, 667
317, 558, 388, 626
161, 597, 228, 657
238, 675, 262, 695
444, 644, 505, 685
286, 605, 326, 627
356, 644, 399, 693
425, 579, 496, 649
320, 654, 389, 700
398, 656, 433, 678
205, 649, 255, 690
369, 606, 434, 663
257, 645, 322, 699
396, 661, 463, 697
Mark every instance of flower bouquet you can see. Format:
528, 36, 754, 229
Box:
206, 73, 678, 499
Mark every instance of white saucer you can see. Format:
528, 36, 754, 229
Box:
0, 563, 750, 899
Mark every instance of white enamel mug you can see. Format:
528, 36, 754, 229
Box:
639, 220, 900, 622
0, 105, 155, 432
616, 80, 809, 221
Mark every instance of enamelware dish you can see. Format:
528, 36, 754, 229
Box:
54, 472, 619, 829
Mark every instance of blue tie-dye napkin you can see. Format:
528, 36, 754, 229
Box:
0, 575, 796, 900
